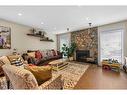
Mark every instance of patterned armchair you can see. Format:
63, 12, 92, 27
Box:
2, 64, 63, 89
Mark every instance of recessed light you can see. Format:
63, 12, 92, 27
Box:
86, 17, 90, 21
41, 22, 44, 24
18, 13, 22, 16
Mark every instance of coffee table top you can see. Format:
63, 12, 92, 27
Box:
49, 58, 67, 65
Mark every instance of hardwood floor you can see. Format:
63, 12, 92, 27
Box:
74, 64, 127, 89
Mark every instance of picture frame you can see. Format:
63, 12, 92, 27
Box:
0, 26, 11, 49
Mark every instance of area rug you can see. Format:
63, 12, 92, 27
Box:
53, 62, 89, 89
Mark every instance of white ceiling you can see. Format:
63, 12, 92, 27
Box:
0, 6, 127, 34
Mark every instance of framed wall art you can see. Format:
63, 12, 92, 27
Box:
0, 26, 11, 49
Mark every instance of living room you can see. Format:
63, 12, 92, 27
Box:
0, 1, 127, 95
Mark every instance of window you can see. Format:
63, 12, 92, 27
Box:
100, 29, 123, 64
57, 33, 70, 52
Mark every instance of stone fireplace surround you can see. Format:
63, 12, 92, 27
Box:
71, 27, 98, 63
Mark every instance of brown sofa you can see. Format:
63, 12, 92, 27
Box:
26, 49, 62, 66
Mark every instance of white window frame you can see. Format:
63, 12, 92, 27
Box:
98, 28, 124, 65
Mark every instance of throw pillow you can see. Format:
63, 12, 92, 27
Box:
27, 52, 35, 58
40, 51, 43, 58
35, 50, 42, 60
51, 49, 56, 56
7, 55, 24, 66
25, 65, 52, 85
27, 57, 37, 65
47, 50, 53, 57
49, 50, 54, 57
41, 51, 48, 59
11, 58, 23, 66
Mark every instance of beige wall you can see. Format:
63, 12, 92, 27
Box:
0, 19, 56, 56
98, 21, 127, 65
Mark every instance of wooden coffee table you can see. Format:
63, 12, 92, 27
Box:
49, 58, 68, 71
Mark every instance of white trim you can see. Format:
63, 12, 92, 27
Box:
97, 30, 100, 65
122, 28, 124, 65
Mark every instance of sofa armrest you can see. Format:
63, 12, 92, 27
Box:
57, 51, 62, 57
38, 74, 63, 89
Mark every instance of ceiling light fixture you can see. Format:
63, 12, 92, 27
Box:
67, 28, 69, 32
18, 13, 22, 16
89, 23, 92, 27
86, 17, 90, 21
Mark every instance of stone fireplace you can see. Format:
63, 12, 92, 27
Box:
71, 27, 98, 63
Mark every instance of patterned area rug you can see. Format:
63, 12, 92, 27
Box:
53, 62, 89, 89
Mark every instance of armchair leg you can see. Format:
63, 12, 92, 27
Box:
7, 80, 10, 89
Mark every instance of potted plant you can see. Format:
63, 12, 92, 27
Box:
68, 42, 76, 61
61, 44, 68, 59
61, 42, 77, 61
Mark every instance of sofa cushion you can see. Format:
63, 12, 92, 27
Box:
35, 50, 42, 60
25, 65, 52, 85
27, 52, 35, 58
51, 55, 61, 59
